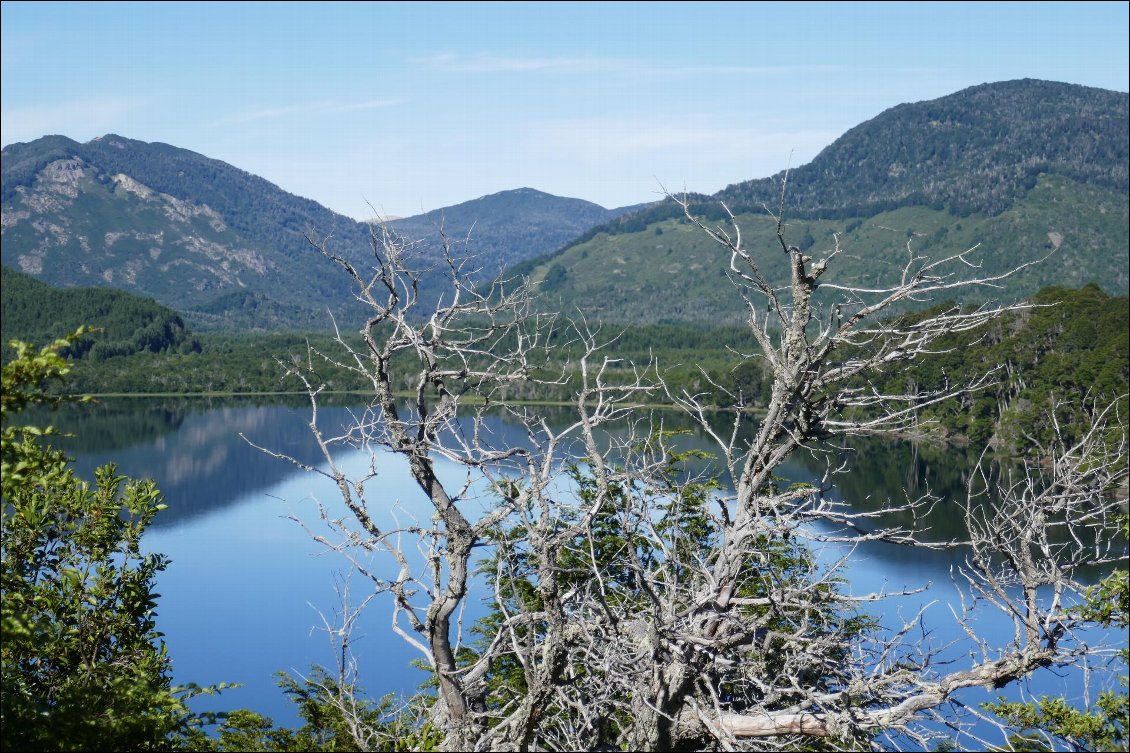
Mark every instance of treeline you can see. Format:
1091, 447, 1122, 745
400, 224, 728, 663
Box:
1, 266, 198, 361
868, 284, 1129, 453
50, 324, 762, 399
6, 273, 1124, 454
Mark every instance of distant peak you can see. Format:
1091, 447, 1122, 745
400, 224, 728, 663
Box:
485, 187, 547, 199
88, 134, 131, 149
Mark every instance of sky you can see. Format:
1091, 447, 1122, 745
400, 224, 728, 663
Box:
2, 1, 1128, 220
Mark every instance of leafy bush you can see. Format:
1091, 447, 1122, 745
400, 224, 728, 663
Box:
1, 331, 224, 750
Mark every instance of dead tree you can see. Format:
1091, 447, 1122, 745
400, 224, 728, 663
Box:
263, 195, 1126, 751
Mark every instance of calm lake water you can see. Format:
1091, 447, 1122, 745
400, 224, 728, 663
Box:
40, 396, 1125, 741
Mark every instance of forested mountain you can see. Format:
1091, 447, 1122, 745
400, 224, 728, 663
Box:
0, 266, 196, 361
524, 79, 1128, 324
717, 78, 1127, 217
1, 134, 361, 331
0, 136, 635, 331
389, 187, 646, 274
3, 80, 1125, 332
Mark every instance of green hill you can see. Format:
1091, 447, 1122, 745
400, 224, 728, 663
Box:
716, 78, 1127, 218
869, 284, 1129, 452
524, 79, 1128, 324
1, 266, 196, 360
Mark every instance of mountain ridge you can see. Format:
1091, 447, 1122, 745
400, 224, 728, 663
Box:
3, 79, 1126, 331
1, 136, 634, 330
541, 78, 1128, 255
518, 79, 1128, 324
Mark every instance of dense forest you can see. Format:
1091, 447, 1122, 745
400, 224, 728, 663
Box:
716, 79, 1128, 217
3, 265, 1124, 456
0, 266, 197, 361
865, 284, 1129, 452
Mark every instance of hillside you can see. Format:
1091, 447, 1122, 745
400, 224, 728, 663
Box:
0, 136, 633, 331
525, 79, 1129, 324
389, 187, 645, 274
717, 78, 1127, 217
0, 265, 196, 361
868, 283, 1129, 452
1, 135, 361, 331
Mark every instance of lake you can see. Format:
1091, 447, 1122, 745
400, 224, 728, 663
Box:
39, 396, 1125, 743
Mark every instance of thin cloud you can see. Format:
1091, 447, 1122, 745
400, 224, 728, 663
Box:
411, 52, 848, 77
214, 98, 402, 126
411, 52, 615, 74
529, 116, 839, 163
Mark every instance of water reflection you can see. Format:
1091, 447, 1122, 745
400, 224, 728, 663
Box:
41, 397, 351, 526
39, 398, 1123, 739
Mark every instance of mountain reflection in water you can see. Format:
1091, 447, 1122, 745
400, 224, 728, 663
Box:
39, 397, 1123, 740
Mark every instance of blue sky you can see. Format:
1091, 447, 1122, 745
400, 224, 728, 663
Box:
2, 1, 1127, 219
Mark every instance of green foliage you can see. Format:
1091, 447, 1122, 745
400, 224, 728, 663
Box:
468, 447, 870, 746
203, 668, 440, 752
985, 693, 1128, 753
1, 266, 197, 363
1, 329, 91, 493
983, 529, 1129, 753
868, 285, 1129, 452
1076, 566, 1129, 631
1, 331, 224, 751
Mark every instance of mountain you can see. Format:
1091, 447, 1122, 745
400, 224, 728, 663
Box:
523, 79, 1129, 324
1, 134, 364, 330
389, 187, 644, 275
717, 78, 1127, 217
0, 136, 634, 331
4, 80, 1125, 332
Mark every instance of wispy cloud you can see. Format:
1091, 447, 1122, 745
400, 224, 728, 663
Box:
528, 116, 839, 163
410, 52, 844, 77
1, 96, 141, 145
213, 98, 402, 126
410, 52, 617, 74
506, 114, 842, 198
